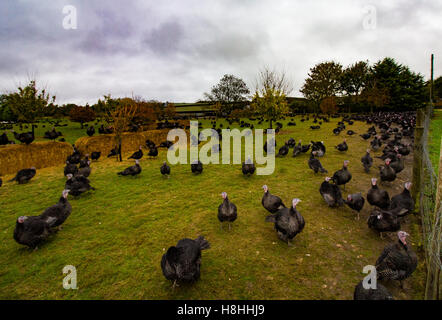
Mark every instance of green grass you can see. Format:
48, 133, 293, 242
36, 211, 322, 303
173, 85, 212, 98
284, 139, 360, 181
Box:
0, 116, 425, 299
429, 110, 442, 171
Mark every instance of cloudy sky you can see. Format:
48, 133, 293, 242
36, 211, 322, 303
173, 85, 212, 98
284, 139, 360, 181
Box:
0, 0, 441, 105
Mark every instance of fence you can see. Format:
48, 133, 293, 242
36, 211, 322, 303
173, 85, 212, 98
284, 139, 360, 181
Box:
412, 102, 442, 300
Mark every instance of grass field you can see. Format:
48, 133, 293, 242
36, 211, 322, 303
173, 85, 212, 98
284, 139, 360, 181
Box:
0, 116, 425, 299
430, 110, 442, 171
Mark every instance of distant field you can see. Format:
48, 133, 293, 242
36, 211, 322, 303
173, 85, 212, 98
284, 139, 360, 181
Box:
0, 116, 425, 299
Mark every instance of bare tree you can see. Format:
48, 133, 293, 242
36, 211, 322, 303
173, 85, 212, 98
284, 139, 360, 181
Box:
255, 67, 294, 96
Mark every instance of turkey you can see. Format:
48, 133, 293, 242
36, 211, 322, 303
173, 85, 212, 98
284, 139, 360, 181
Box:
379, 158, 396, 183
389, 154, 404, 174
367, 178, 390, 209
13, 215, 55, 249
367, 208, 405, 238
300, 143, 311, 153
319, 177, 344, 207
311, 141, 326, 157
375, 231, 418, 288
86, 126, 95, 137
13, 128, 35, 144
335, 139, 348, 152
241, 155, 256, 176
261, 185, 286, 213
91, 151, 101, 161
107, 146, 119, 158
263, 138, 276, 154
160, 161, 171, 177
148, 146, 159, 158
353, 280, 393, 300
161, 236, 210, 288
117, 160, 141, 176
390, 182, 414, 217
0, 132, 12, 145
191, 160, 203, 174
217, 192, 237, 230
39, 190, 72, 229
64, 161, 78, 176
332, 160, 352, 190
370, 136, 382, 151
265, 198, 305, 245
43, 127, 62, 141
308, 151, 328, 174
292, 141, 302, 157
65, 174, 95, 196
79, 155, 90, 168
76, 160, 91, 178
277, 142, 289, 157
361, 149, 373, 173
66, 146, 81, 164
345, 193, 365, 220
128, 146, 143, 160
360, 133, 371, 140
9, 167, 36, 184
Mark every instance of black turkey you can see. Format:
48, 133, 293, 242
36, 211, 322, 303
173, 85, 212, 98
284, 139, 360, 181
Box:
367, 178, 390, 209
335, 139, 348, 152
65, 174, 95, 196
261, 185, 286, 213
161, 236, 210, 288
217, 192, 237, 230
389, 154, 404, 174
64, 161, 78, 177
79, 155, 90, 168
311, 141, 326, 157
360, 133, 371, 140
13, 215, 54, 249
191, 160, 203, 174
91, 151, 101, 161
43, 127, 62, 141
308, 151, 328, 174
390, 182, 414, 217
265, 198, 305, 245
76, 160, 91, 178
292, 141, 302, 157
375, 231, 418, 288
370, 136, 382, 151
107, 146, 119, 158
361, 149, 373, 173
13, 128, 35, 144
160, 161, 171, 177
118, 160, 141, 176
86, 126, 95, 137
353, 280, 393, 300
379, 158, 396, 183
242, 155, 256, 175
367, 208, 405, 238
319, 177, 344, 207
148, 146, 159, 158
277, 142, 289, 157
332, 160, 352, 190
128, 146, 143, 160
263, 138, 276, 154
66, 146, 81, 164
0, 132, 12, 145
9, 167, 36, 184
345, 193, 365, 220
39, 190, 72, 229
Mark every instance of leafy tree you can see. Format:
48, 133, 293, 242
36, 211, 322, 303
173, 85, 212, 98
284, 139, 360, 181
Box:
433, 76, 442, 100
300, 61, 343, 113
69, 105, 96, 128
0, 95, 17, 121
368, 57, 426, 110
340, 61, 369, 112
111, 100, 137, 162
204, 74, 250, 115
3, 80, 55, 124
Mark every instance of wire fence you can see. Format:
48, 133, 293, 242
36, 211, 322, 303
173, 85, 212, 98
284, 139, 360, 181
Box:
416, 103, 442, 300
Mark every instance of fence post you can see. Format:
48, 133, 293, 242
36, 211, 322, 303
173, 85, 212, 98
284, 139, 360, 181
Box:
412, 108, 424, 203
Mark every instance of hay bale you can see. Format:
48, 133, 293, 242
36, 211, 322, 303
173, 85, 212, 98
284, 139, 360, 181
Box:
0, 141, 73, 175
74, 130, 172, 157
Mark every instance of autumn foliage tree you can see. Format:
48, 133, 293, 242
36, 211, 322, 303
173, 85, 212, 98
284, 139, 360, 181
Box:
69, 105, 96, 128
111, 100, 137, 162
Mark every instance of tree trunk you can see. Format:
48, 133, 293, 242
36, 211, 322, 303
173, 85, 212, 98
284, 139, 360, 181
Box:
269, 118, 273, 129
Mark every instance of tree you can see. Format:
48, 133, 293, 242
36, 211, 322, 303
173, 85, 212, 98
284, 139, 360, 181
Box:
320, 96, 338, 114
69, 105, 96, 128
163, 103, 176, 119
111, 100, 137, 162
300, 61, 343, 113
3, 80, 55, 124
204, 74, 250, 115
433, 76, 442, 100
0, 94, 17, 122
368, 57, 426, 110
340, 61, 370, 112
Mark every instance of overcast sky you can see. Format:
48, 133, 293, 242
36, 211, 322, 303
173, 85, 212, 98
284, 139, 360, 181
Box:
0, 0, 441, 105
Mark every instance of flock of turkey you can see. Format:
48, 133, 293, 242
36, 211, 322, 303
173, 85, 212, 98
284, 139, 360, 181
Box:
2, 111, 419, 299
